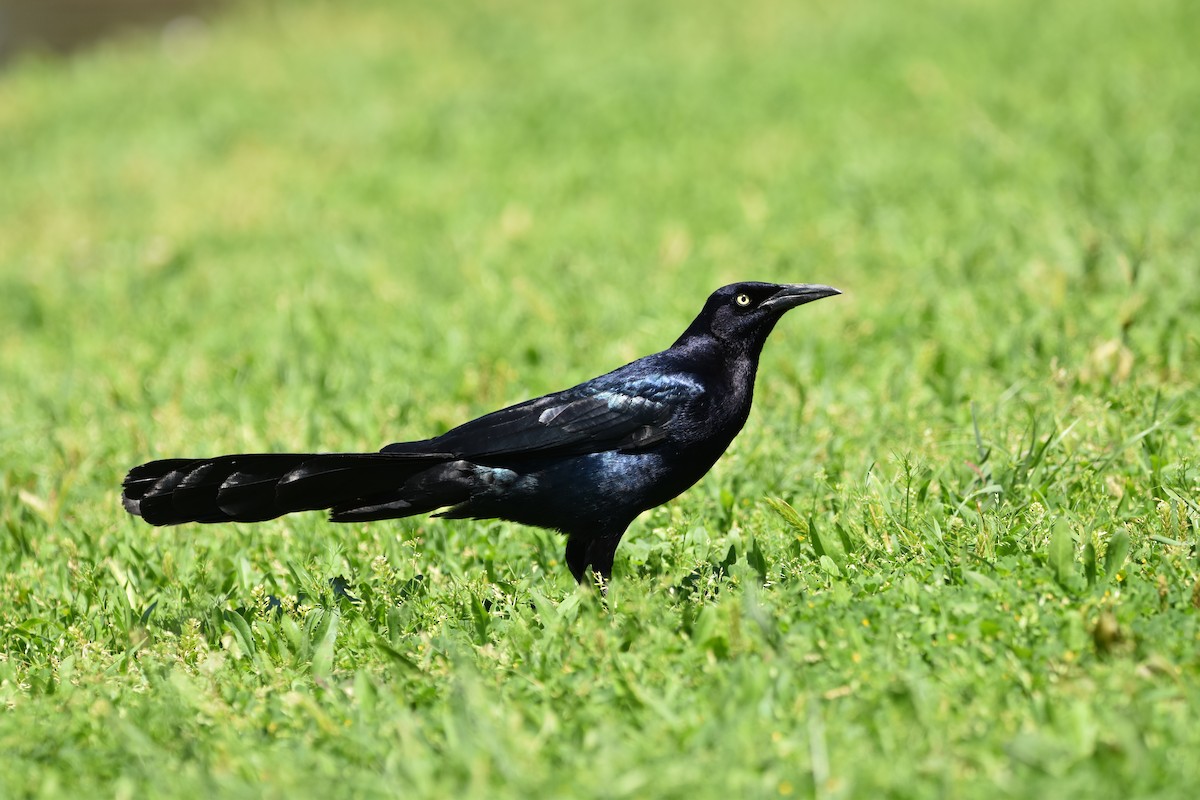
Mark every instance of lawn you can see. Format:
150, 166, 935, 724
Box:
1, 0, 1198, 797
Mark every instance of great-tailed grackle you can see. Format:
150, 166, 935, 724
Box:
122, 282, 840, 583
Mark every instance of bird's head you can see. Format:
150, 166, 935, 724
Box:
677, 282, 842, 354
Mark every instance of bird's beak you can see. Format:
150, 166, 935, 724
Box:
761, 284, 842, 311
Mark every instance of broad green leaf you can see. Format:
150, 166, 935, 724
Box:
223, 609, 256, 659
963, 570, 1001, 595
1104, 531, 1131, 580
1048, 518, 1077, 590
311, 610, 339, 677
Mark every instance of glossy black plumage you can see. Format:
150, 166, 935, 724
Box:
122, 282, 840, 583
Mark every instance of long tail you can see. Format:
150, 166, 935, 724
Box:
121, 451, 461, 526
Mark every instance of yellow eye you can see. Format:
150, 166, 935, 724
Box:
735, 293, 752, 307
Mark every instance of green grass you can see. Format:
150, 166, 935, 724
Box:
2, 0, 1199, 796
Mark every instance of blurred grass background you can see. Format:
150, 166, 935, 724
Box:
1, 0, 1199, 797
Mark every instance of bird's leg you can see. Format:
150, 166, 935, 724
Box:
564, 530, 624, 590
590, 571, 610, 600
588, 538, 619, 584
564, 533, 590, 584
585, 534, 624, 599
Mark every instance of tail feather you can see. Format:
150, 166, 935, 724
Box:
121, 451, 453, 526
329, 461, 479, 522
330, 487, 467, 522
330, 497, 415, 523
171, 462, 240, 521
275, 453, 450, 510
215, 471, 296, 522
132, 467, 196, 524
122, 459, 197, 505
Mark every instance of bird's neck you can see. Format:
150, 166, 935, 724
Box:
673, 332, 763, 402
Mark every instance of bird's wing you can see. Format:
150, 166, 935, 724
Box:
384, 373, 706, 461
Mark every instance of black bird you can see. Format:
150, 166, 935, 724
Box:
122, 282, 840, 583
